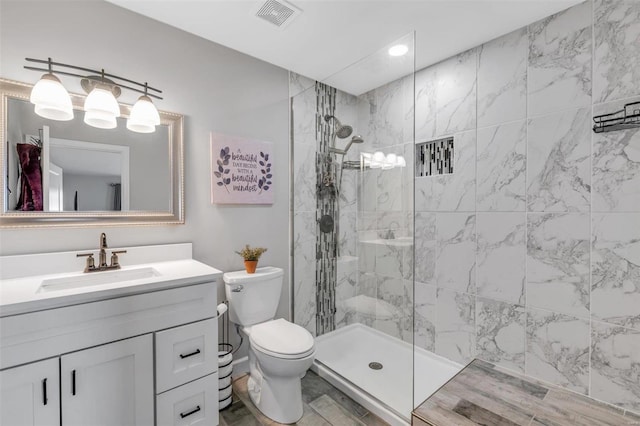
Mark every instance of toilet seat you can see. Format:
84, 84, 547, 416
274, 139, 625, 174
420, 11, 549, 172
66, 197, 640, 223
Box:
248, 318, 315, 359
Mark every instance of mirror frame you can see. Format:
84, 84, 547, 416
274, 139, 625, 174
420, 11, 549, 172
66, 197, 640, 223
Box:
0, 78, 184, 228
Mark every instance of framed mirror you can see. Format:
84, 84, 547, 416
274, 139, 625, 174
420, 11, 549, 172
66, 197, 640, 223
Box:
1, 79, 184, 228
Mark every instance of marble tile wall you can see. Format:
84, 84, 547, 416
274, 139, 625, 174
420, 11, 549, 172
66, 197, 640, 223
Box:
290, 72, 365, 336
413, 0, 640, 415
291, 0, 640, 415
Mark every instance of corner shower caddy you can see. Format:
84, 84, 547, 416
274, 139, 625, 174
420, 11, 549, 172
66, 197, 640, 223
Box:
593, 101, 640, 133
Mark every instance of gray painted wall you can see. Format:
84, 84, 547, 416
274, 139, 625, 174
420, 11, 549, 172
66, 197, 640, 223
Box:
0, 0, 292, 355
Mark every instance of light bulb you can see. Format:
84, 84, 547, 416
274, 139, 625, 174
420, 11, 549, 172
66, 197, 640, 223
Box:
84, 86, 120, 129
370, 151, 385, 169
127, 95, 160, 133
30, 74, 74, 121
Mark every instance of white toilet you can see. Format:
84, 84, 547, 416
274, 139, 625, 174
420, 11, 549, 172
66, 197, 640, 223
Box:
224, 266, 315, 424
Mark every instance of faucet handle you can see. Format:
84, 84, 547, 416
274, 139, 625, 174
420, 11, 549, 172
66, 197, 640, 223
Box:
77, 253, 96, 272
109, 250, 127, 268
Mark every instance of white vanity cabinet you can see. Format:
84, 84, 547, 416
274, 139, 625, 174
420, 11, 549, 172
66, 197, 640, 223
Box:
0, 243, 222, 426
60, 334, 154, 426
0, 358, 60, 426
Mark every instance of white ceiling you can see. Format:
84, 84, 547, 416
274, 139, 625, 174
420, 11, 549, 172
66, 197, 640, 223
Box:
107, 0, 582, 95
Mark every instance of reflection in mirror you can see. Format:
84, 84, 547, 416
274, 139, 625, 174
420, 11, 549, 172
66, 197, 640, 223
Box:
7, 97, 170, 212
1, 79, 184, 227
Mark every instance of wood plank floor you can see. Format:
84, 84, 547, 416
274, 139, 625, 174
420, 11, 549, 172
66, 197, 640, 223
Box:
220, 371, 389, 426
413, 359, 640, 426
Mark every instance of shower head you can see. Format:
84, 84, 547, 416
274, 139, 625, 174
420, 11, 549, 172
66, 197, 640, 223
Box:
324, 114, 353, 139
329, 135, 365, 155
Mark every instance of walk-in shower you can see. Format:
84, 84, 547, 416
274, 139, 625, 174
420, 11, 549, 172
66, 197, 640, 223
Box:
291, 33, 462, 425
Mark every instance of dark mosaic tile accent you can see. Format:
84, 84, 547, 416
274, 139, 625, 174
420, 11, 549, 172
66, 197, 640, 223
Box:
315, 82, 338, 335
416, 137, 454, 177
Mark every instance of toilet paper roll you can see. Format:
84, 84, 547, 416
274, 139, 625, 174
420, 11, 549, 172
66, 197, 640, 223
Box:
216, 303, 228, 317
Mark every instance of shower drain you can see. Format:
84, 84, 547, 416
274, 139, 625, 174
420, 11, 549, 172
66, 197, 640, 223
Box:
368, 362, 383, 370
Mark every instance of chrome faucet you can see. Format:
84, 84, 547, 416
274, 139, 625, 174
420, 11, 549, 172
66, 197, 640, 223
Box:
77, 233, 127, 273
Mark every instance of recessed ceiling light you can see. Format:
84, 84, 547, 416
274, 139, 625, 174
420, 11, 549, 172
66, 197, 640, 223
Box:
388, 44, 409, 57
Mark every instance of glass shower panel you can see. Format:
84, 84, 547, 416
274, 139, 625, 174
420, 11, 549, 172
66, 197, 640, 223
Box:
290, 32, 416, 423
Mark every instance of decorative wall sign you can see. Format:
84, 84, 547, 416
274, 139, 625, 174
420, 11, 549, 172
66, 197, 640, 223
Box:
210, 132, 274, 204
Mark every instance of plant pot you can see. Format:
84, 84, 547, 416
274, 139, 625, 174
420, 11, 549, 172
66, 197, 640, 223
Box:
244, 260, 258, 274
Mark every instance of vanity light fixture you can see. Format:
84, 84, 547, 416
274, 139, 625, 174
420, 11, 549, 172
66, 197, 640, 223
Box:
24, 57, 162, 133
361, 151, 405, 170
83, 78, 121, 129
127, 84, 161, 133
29, 59, 74, 121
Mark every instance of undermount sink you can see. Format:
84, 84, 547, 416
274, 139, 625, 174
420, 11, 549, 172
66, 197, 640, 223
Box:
38, 267, 161, 293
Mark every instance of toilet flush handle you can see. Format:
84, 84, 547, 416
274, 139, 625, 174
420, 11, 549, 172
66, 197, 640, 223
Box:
231, 285, 244, 293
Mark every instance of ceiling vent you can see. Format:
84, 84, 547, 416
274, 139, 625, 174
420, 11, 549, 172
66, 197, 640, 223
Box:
253, 0, 301, 29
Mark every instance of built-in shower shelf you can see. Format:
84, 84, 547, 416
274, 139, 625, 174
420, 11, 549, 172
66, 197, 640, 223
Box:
360, 237, 413, 247
593, 101, 640, 133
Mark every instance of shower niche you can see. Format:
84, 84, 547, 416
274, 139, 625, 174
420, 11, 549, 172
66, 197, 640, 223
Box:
416, 136, 454, 177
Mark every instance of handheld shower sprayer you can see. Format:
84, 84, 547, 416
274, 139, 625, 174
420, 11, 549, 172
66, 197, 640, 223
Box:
329, 135, 364, 155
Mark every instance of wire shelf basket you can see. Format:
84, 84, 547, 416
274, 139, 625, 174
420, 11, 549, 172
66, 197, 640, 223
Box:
593, 101, 640, 133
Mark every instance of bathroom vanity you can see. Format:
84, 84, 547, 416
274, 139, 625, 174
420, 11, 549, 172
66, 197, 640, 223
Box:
0, 243, 221, 426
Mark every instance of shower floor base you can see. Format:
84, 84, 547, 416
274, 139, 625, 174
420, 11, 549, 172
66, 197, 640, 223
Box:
312, 323, 462, 425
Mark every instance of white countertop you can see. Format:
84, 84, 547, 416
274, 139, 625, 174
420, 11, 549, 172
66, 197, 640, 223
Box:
0, 243, 222, 317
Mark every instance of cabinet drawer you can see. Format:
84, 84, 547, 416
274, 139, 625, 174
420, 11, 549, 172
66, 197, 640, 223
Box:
156, 373, 218, 426
156, 318, 217, 393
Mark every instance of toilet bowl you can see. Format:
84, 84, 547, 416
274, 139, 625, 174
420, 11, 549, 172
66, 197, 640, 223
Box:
224, 267, 315, 424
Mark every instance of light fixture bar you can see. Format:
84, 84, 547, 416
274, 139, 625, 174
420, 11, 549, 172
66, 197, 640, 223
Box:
24, 57, 163, 99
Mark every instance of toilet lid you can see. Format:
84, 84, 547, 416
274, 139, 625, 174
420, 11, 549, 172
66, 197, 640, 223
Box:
249, 318, 314, 356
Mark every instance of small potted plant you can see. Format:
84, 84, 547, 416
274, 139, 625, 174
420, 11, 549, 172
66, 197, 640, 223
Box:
235, 245, 267, 274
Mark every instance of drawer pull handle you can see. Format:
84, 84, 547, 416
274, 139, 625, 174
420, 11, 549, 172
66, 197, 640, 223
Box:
179, 348, 201, 359
42, 378, 48, 405
180, 405, 201, 419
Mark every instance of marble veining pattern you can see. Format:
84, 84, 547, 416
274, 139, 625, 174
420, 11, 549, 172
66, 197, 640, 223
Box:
293, 143, 317, 212
591, 321, 640, 412
335, 257, 357, 329
591, 213, 640, 330
527, 107, 591, 212
436, 288, 476, 364
434, 48, 478, 137
477, 213, 526, 304
477, 120, 527, 211
414, 282, 436, 352
477, 28, 527, 128
373, 276, 406, 340
526, 307, 590, 394
436, 213, 476, 294
594, 0, 640, 103
414, 211, 435, 285
293, 211, 317, 336
528, 0, 592, 116
415, 66, 437, 142
415, 49, 477, 141
476, 298, 525, 373
527, 213, 590, 318
592, 98, 640, 212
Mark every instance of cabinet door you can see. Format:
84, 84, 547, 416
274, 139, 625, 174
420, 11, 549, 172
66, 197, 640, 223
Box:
61, 334, 153, 426
0, 357, 60, 426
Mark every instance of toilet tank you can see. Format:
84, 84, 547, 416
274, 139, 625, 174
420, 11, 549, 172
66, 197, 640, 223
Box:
223, 266, 284, 326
